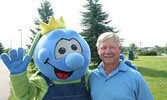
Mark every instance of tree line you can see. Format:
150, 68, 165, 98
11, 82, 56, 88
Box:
1, 0, 167, 64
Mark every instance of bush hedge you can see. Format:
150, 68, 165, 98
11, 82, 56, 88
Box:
138, 50, 157, 56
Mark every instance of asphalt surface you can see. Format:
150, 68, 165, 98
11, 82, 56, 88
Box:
0, 60, 10, 100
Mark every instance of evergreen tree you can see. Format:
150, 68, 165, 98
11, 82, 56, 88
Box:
80, 0, 117, 64
0, 42, 4, 55
129, 43, 137, 52
27, 0, 54, 72
3, 48, 11, 54
27, 0, 54, 49
164, 46, 167, 54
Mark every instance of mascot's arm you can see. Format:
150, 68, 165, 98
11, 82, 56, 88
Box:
9, 70, 48, 100
1, 48, 44, 99
85, 69, 91, 91
9, 71, 39, 100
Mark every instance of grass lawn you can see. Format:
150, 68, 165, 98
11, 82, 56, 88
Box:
130, 56, 167, 100
8, 56, 167, 100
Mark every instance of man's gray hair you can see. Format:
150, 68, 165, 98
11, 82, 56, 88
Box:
96, 32, 121, 48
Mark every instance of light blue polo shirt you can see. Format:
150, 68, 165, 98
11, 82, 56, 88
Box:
89, 60, 154, 100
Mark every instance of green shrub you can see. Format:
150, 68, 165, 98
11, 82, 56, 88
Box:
138, 50, 157, 56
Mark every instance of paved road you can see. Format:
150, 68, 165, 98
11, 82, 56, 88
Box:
0, 60, 10, 100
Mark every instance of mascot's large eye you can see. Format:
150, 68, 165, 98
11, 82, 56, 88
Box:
59, 47, 66, 54
71, 44, 77, 50
55, 39, 82, 59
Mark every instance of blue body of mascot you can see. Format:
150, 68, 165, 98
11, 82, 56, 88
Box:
1, 16, 91, 100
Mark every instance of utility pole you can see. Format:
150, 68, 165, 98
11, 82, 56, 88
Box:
140, 42, 142, 48
10, 37, 12, 48
18, 29, 22, 47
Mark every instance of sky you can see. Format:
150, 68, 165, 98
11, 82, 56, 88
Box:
0, 0, 167, 49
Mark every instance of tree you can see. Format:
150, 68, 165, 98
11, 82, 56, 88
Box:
129, 43, 137, 52
0, 42, 4, 55
164, 46, 167, 54
80, 0, 117, 64
154, 45, 163, 56
3, 48, 11, 54
27, 0, 54, 72
121, 46, 129, 55
27, 0, 54, 49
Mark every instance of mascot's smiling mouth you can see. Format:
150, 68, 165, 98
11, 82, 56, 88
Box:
44, 58, 74, 79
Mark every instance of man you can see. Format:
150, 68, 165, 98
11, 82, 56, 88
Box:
89, 32, 154, 100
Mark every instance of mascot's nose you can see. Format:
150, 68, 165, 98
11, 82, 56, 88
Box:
65, 53, 84, 70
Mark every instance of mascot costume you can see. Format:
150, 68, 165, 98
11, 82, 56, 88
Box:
1, 16, 137, 100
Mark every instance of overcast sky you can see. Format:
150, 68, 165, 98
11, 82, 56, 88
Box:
0, 0, 167, 49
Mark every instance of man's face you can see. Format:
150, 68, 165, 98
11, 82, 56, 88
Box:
97, 38, 121, 66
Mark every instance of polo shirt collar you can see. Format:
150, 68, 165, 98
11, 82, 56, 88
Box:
98, 60, 128, 78
117, 60, 128, 72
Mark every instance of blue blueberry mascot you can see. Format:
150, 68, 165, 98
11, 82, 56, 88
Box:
1, 16, 91, 100
1, 16, 137, 100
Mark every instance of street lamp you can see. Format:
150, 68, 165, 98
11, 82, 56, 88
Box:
10, 37, 12, 49
18, 29, 22, 47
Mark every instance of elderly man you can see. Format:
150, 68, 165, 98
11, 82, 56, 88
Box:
89, 32, 154, 100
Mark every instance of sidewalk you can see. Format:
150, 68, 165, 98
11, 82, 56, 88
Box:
0, 60, 10, 100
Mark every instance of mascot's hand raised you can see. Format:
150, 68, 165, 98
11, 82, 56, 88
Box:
1, 48, 31, 75
120, 54, 138, 70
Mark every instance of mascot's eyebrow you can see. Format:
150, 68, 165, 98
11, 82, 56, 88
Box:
56, 38, 83, 52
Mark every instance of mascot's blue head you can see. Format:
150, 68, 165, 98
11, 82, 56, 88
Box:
29, 16, 91, 81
